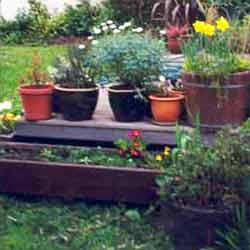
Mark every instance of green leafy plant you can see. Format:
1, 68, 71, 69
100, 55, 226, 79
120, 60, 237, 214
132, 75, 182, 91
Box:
49, 45, 96, 89
20, 53, 49, 85
88, 32, 165, 90
183, 17, 250, 84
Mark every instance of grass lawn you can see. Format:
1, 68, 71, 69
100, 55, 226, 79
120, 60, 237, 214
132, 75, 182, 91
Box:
0, 45, 66, 112
0, 46, 173, 249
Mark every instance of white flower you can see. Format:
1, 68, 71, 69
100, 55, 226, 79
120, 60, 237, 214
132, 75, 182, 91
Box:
92, 40, 99, 45
93, 28, 101, 34
106, 20, 113, 24
124, 21, 132, 28
159, 75, 166, 83
113, 29, 121, 34
78, 44, 85, 50
160, 30, 166, 35
87, 36, 93, 40
119, 25, 126, 30
102, 26, 109, 31
133, 27, 143, 33
110, 24, 117, 29
101, 22, 106, 26
0, 101, 12, 112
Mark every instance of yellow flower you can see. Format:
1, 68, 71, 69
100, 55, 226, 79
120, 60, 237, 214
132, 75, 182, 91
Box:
4, 113, 16, 121
164, 146, 171, 156
155, 154, 163, 162
203, 23, 215, 37
216, 17, 230, 32
193, 21, 206, 33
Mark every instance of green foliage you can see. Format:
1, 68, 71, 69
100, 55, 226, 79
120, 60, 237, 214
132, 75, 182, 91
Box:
157, 120, 250, 209
216, 204, 250, 250
49, 45, 97, 88
88, 32, 165, 89
0, 195, 174, 250
60, 1, 93, 37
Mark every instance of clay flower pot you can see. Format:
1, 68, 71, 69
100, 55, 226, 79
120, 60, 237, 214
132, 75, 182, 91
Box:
149, 93, 184, 124
19, 85, 53, 121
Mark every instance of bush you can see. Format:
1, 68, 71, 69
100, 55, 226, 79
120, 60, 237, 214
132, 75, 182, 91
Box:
157, 121, 250, 210
59, 1, 93, 37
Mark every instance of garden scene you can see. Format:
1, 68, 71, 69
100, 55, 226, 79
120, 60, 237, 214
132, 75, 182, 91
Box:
1, 0, 250, 249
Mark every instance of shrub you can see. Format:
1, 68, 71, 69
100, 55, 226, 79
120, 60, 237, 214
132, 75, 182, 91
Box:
87, 32, 165, 89
157, 121, 250, 210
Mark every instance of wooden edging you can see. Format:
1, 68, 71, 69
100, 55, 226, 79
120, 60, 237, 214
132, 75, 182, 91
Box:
0, 142, 161, 204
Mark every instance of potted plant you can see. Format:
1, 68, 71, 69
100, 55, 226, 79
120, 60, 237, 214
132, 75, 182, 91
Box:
165, 25, 189, 54
182, 17, 250, 128
88, 33, 165, 122
156, 122, 250, 249
49, 45, 99, 121
149, 76, 184, 124
19, 53, 53, 121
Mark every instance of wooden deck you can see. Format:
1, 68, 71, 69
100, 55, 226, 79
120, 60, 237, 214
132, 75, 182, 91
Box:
15, 88, 216, 146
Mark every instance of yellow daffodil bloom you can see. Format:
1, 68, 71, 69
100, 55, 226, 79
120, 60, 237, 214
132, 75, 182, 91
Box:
155, 154, 163, 162
216, 17, 230, 32
193, 21, 206, 33
203, 23, 215, 37
164, 146, 171, 156
4, 113, 16, 121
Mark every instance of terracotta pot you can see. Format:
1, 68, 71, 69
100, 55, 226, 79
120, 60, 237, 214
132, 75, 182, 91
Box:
149, 93, 184, 123
55, 85, 99, 121
182, 71, 250, 128
158, 202, 231, 250
168, 38, 182, 54
19, 85, 53, 121
170, 89, 187, 121
107, 84, 146, 122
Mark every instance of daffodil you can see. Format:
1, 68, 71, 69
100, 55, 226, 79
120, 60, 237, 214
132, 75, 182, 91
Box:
203, 24, 215, 37
164, 146, 171, 156
193, 21, 206, 33
4, 113, 15, 121
216, 16, 230, 32
155, 154, 163, 162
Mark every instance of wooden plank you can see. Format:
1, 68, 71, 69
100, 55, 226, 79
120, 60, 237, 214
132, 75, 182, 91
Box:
0, 159, 160, 204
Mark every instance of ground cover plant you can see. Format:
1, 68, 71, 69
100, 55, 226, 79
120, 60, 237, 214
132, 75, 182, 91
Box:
0, 194, 173, 250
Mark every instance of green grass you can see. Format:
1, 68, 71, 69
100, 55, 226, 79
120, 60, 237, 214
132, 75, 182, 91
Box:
0, 45, 174, 250
0, 45, 66, 112
0, 195, 173, 250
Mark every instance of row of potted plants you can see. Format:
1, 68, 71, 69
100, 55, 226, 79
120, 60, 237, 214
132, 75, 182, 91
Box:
19, 17, 250, 128
19, 32, 185, 124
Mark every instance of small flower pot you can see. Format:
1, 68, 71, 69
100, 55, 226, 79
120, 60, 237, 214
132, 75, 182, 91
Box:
107, 84, 146, 122
167, 38, 182, 54
149, 93, 184, 124
19, 85, 53, 121
170, 89, 187, 121
55, 85, 99, 121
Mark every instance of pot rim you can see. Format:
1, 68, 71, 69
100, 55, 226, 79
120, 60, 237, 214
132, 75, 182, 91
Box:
182, 70, 250, 78
149, 94, 184, 101
106, 83, 143, 94
55, 84, 99, 92
19, 84, 53, 95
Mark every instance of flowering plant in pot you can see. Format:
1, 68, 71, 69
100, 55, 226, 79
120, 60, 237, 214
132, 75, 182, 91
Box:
87, 33, 165, 122
182, 17, 250, 128
49, 45, 99, 121
149, 76, 184, 124
164, 25, 189, 54
19, 53, 53, 121
156, 122, 250, 248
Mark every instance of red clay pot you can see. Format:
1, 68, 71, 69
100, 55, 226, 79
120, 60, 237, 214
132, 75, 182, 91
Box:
19, 85, 53, 121
149, 93, 184, 123
182, 71, 250, 128
168, 38, 182, 54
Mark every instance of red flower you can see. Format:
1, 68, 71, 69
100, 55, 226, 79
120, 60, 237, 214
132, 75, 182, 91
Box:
130, 149, 140, 157
119, 149, 126, 156
128, 130, 141, 139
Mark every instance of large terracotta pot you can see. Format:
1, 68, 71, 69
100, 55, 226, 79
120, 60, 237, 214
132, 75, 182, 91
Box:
182, 72, 250, 128
19, 85, 53, 121
55, 85, 99, 121
107, 84, 146, 122
149, 93, 184, 124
